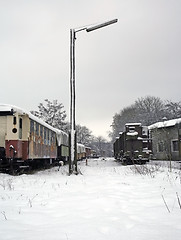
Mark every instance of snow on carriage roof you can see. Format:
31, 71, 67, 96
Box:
0, 104, 67, 136
148, 118, 181, 130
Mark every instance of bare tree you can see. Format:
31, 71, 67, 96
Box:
109, 105, 138, 140
165, 100, 181, 119
135, 96, 166, 125
76, 124, 92, 145
31, 99, 68, 132
110, 96, 170, 141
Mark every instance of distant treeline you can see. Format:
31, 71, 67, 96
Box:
109, 96, 181, 140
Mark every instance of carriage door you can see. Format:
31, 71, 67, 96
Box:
0, 116, 7, 148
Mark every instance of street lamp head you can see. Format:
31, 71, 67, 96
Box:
86, 19, 118, 32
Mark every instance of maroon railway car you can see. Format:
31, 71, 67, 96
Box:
0, 104, 68, 172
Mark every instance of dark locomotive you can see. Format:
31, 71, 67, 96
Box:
113, 123, 151, 164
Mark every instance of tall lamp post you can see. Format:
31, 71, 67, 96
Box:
69, 19, 118, 175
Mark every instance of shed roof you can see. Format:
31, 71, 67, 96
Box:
148, 118, 181, 130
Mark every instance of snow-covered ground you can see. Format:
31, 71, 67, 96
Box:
0, 158, 181, 240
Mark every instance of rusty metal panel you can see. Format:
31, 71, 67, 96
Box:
22, 141, 28, 160
5, 140, 22, 159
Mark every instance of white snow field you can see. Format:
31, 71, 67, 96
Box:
0, 158, 181, 240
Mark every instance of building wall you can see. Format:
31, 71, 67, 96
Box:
151, 125, 180, 161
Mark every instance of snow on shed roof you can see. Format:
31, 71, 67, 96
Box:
125, 123, 141, 126
148, 118, 181, 130
0, 104, 67, 137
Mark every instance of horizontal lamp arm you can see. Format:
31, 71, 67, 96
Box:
86, 19, 118, 32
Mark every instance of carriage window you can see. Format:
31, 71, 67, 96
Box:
12, 128, 17, 133
30, 120, 34, 133
128, 127, 135, 133
13, 116, 17, 125
19, 118, 22, 128
36, 123, 39, 135
40, 125, 43, 138
52, 132, 56, 144
44, 128, 47, 144
19, 118, 22, 139
65, 135, 68, 145
63, 134, 67, 145
142, 129, 147, 136
49, 131, 52, 145
51, 132, 53, 144
47, 130, 49, 145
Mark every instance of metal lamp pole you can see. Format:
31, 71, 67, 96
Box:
69, 19, 118, 175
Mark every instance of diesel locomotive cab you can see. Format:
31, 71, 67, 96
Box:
113, 123, 151, 165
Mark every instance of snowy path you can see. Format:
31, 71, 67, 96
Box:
0, 158, 181, 240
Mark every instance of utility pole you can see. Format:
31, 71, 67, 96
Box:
69, 19, 118, 175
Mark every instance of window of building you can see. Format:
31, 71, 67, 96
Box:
171, 140, 179, 152
158, 141, 164, 152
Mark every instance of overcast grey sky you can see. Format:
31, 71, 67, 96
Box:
0, 0, 181, 139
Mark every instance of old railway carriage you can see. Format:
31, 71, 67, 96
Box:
56, 130, 69, 163
0, 104, 68, 171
